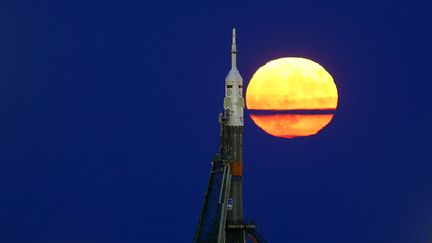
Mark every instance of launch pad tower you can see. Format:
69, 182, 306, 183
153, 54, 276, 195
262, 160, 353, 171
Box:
194, 29, 267, 243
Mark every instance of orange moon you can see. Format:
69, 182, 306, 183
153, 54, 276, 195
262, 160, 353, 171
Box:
246, 57, 338, 138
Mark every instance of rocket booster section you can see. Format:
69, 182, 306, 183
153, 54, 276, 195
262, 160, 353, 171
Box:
224, 28, 245, 127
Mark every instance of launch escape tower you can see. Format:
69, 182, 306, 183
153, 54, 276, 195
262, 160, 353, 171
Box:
194, 29, 267, 243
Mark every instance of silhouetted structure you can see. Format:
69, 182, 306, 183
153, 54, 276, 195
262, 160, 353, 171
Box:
194, 29, 267, 243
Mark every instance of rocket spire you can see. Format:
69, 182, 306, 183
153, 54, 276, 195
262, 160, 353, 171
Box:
231, 28, 237, 69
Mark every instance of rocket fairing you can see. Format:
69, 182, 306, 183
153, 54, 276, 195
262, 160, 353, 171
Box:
224, 28, 245, 127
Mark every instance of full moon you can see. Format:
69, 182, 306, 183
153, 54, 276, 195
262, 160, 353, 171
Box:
246, 57, 338, 138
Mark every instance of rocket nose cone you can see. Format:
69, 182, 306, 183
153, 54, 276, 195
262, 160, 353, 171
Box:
226, 69, 243, 83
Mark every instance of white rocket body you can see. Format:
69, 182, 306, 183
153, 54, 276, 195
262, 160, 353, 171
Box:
224, 29, 245, 127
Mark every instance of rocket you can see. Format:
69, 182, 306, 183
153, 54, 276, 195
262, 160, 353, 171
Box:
194, 28, 256, 243
220, 28, 246, 243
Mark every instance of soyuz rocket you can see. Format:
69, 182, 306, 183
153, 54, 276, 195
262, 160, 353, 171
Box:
194, 28, 252, 243
220, 28, 246, 243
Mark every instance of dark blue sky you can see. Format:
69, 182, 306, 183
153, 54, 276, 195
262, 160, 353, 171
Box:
1, 1, 431, 242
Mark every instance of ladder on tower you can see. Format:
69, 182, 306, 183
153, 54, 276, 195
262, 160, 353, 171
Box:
194, 155, 269, 243
194, 155, 232, 243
